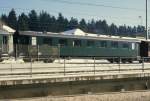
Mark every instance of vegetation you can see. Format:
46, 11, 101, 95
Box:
1, 9, 145, 37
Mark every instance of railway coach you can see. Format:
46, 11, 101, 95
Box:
13, 29, 143, 63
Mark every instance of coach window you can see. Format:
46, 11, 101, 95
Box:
73, 40, 81, 47
111, 41, 118, 48
87, 40, 95, 47
43, 38, 52, 46
100, 41, 107, 48
122, 42, 129, 49
59, 39, 68, 46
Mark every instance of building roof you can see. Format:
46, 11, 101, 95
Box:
2, 25, 15, 33
0, 21, 15, 35
19, 29, 141, 43
61, 28, 86, 36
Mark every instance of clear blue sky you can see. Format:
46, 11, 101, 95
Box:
0, 0, 150, 27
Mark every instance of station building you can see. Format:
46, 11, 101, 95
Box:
0, 21, 15, 55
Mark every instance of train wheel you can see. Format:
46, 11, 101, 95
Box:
43, 57, 55, 63
107, 59, 114, 63
114, 58, 119, 63
128, 59, 133, 63
121, 59, 126, 63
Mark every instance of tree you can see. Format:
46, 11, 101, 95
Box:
39, 11, 51, 31
137, 25, 145, 33
79, 19, 87, 32
87, 19, 96, 33
49, 16, 57, 32
95, 20, 102, 34
56, 13, 65, 32
1, 14, 8, 25
132, 26, 137, 34
0, 9, 146, 37
17, 13, 29, 31
101, 20, 109, 34
109, 23, 118, 35
126, 26, 132, 36
28, 10, 39, 31
7, 9, 17, 29
68, 17, 78, 30
63, 18, 69, 31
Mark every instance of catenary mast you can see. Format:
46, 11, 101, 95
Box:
146, 0, 148, 40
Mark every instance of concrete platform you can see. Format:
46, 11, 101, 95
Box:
0, 59, 150, 86
0, 72, 150, 86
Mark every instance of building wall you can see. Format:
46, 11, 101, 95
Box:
8, 34, 14, 54
0, 35, 2, 52
0, 34, 14, 55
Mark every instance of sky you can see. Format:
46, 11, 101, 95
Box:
0, 0, 150, 27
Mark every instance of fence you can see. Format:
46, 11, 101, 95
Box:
0, 57, 150, 78
0, 44, 8, 53
14, 44, 60, 59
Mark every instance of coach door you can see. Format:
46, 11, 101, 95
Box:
148, 42, 150, 57
140, 41, 149, 57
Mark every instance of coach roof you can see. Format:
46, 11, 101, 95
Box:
18, 29, 141, 43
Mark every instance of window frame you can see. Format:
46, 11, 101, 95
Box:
59, 39, 68, 46
87, 40, 95, 47
99, 41, 107, 48
73, 40, 82, 47
122, 42, 129, 49
43, 38, 52, 46
111, 41, 119, 48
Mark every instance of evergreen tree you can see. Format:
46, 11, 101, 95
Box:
49, 16, 57, 32
68, 17, 78, 30
0, 9, 146, 37
95, 20, 102, 34
56, 13, 65, 32
63, 18, 69, 31
18, 13, 29, 31
132, 26, 137, 34
137, 25, 145, 33
7, 9, 17, 29
1, 14, 8, 25
118, 26, 124, 35
87, 19, 96, 33
79, 19, 87, 32
122, 25, 127, 35
101, 20, 109, 34
109, 23, 118, 35
28, 10, 39, 31
39, 11, 51, 31
126, 26, 132, 36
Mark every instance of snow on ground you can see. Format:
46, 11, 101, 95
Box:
8, 91, 150, 101
54, 58, 109, 64
1, 57, 24, 64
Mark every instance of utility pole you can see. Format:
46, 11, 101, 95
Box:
146, 0, 148, 40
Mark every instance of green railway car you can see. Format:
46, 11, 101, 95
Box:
15, 29, 141, 63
